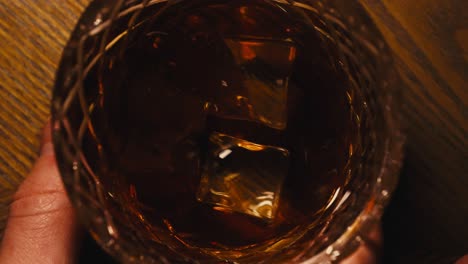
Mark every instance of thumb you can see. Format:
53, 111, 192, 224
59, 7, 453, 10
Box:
0, 121, 77, 264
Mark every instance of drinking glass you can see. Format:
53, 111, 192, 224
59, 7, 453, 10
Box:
52, 0, 404, 263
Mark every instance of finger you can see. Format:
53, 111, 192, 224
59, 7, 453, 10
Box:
0, 121, 77, 264
340, 224, 382, 264
456, 255, 468, 264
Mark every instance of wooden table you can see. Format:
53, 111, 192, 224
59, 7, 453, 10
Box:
0, 0, 466, 263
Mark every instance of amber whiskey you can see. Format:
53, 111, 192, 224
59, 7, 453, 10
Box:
81, 0, 358, 250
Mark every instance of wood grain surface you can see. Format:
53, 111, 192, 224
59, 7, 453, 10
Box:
0, 0, 92, 235
359, 1, 468, 262
0, 0, 466, 263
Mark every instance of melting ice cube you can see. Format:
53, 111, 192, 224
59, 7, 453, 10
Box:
196, 132, 289, 221
206, 37, 296, 130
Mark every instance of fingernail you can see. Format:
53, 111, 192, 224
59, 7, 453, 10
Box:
39, 119, 53, 156
42, 119, 52, 144
40, 142, 55, 156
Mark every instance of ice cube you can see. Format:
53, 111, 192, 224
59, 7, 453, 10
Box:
205, 37, 296, 130
196, 132, 289, 221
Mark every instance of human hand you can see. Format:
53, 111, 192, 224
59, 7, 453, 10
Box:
0, 121, 77, 263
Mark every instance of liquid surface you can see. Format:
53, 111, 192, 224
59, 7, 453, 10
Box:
82, 0, 357, 250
